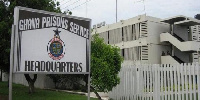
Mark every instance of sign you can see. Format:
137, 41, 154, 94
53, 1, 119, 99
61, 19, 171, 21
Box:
13, 6, 91, 74
93, 21, 105, 29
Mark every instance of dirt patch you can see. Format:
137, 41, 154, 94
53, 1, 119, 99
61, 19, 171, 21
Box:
0, 95, 8, 100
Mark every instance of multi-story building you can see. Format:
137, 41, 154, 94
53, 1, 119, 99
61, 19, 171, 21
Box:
92, 14, 200, 65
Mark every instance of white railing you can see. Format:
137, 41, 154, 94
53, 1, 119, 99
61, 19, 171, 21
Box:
109, 63, 200, 100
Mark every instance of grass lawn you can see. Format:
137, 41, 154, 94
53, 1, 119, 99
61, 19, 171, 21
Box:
0, 82, 98, 100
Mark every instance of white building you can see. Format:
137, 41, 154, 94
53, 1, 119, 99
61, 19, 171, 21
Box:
92, 14, 200, 65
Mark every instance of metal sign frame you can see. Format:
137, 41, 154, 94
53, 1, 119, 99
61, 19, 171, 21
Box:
9, 6, 91, 100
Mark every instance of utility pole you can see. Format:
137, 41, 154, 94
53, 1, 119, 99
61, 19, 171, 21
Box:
86, 0, 88, 17
116, 0, 117, 22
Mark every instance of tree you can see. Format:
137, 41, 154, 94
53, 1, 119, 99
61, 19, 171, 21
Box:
90, 34, 123, 99
195, 14, 200, 20
24, 74, 37, 93
0, 1, 11, 82
0, 0, 67, 93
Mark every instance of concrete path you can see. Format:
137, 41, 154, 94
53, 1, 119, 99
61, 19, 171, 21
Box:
45, 88, 109, 100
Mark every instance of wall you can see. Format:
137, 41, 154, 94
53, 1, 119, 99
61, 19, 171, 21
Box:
174, 47, 190, 63
174, 25, 189, 41
142, 21, 170, 64
2, 72, 85, 90
2, 72, 8, 82
161, 56, 179, 64
191, 25, 200, 41
147, 21, 170, 43
148, 45, 171, 64
12, 74, 55, 89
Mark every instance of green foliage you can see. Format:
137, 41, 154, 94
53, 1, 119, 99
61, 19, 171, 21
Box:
63, 10, 72, 15
0, 0, 62, 73
161, 84, 198, 92
0, 82, 98, 100
47, 74, 61, 89
0, 1, 11, 73
47, 74, 84, 90
91, 34, 123, 92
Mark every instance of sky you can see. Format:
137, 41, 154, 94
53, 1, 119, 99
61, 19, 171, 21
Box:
57, 0, 200, 26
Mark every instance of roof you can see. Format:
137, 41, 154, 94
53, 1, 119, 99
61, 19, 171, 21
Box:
92, 14, 165, 34
161, 15, 187, 24
161, 15, 200, 26
175, 17, 200, 26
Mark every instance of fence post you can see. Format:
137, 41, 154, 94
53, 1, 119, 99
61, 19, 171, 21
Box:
157, 64, 160, 100
197, 63, 200, 100
154, 65, 157, 100
153, 64, 160, 100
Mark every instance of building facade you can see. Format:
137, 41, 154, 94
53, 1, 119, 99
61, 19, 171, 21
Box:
92, 14, 200, 65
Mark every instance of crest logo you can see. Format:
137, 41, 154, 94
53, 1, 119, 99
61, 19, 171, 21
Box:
47, 28, 65, 60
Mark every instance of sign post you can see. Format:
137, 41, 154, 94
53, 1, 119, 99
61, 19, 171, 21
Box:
10, 6, 91, 100
9, 25, 15, 100
88, 74, 90, 100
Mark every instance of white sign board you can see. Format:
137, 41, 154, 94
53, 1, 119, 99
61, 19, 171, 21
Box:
13, 6, 91, 74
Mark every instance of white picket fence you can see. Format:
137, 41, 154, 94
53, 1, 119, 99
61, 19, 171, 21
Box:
109, 63, 200, 100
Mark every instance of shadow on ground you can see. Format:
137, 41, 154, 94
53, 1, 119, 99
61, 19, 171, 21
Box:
0, 95, 8, 100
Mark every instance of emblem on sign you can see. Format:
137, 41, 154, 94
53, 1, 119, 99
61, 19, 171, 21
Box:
47, 28, 65, 60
